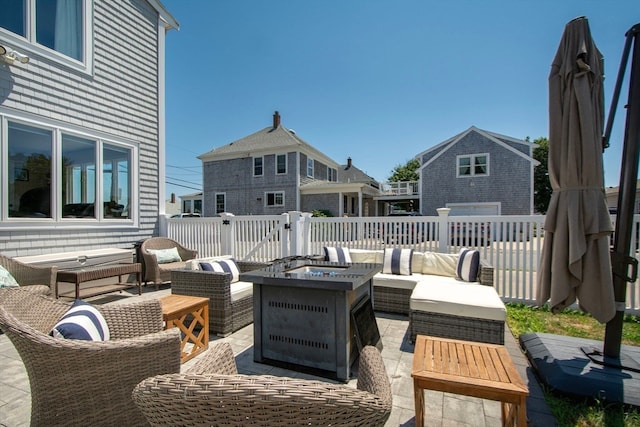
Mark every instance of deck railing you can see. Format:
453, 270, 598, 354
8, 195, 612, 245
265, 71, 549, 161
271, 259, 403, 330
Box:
163, 211, 640, 315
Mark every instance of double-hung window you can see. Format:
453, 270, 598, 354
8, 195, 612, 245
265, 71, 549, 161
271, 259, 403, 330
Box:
3, 119, 135, 222
276, 154, 287, 174
265, 191, 284, 207
0, 0, 91, 71
457, 154, 489, 177
215, 193, 226, 214
307, 157, 314, 178
254, 157, 263, 176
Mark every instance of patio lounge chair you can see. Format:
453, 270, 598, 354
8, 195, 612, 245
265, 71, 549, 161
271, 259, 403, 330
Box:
0, 254, 56, 295
0, 288, 181, 427
139, 237, 197, 288
133, 342, 392, 426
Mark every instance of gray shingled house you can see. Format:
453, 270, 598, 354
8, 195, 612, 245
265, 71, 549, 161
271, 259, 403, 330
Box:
418, 126, 538, 216
0, 1, 179, 258
199, 112, 383, 217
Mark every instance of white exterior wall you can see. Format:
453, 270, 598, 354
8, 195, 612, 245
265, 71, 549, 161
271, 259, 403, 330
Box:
0, 0, 171, 257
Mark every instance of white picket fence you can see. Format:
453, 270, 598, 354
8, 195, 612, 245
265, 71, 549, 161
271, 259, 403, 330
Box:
162, 211, 640, 315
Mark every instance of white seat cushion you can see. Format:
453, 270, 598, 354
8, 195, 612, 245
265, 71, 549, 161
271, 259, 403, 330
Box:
230, 281, 253, 302
410, 281, 506, 321
184, 255, 233, 270
373, 273, 419, 290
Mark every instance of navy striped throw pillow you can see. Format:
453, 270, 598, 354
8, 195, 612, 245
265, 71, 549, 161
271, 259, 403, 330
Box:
323, 247, 352, 263
457, 248, 480, 282
383, 248, 413, 275
200, 259, 240, 283
50, 300, 110, 341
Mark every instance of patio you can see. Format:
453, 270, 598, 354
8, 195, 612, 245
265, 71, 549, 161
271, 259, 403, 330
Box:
0, 285, 556, 427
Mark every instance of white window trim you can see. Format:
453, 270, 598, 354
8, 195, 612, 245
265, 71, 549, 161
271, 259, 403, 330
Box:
456, 153, 490, 178
253, 156, 264, 177
0, 0, 94, 74
275, 153, 287, 175
264, 191, 285, 207
0, 111, 138, 228
307, 157, 314, 178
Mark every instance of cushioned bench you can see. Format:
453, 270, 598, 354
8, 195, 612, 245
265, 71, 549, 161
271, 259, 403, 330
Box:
339, 248, 506, 345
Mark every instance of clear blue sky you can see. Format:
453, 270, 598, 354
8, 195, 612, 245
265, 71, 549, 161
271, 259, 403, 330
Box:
161, 0, 638, 199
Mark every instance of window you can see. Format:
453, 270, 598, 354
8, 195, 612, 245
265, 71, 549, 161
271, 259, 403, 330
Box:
4, 119, 135, 222
265, 191, 284, 207
327, 167, 337, 181
457, 154, 489, 177
307, 157, 314, 178
0, 0, 89, 68
215, 193, 225, 214
276, 154, 287, 174
254, 157, 263, 176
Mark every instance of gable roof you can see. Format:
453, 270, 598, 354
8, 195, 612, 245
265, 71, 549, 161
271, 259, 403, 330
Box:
198, 120, 338, 167
417, 126, 540, 170
338, 159, 380, 188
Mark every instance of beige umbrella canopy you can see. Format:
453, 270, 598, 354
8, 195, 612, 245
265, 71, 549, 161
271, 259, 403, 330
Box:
537, 16, 615, 324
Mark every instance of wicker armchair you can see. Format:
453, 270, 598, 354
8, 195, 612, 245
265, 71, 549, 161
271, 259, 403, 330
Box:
133, 342, 392, 426
0, 288, 182, 427
171, 260, 269, 336
0, 254, 56, 295
139, 237, 197, 288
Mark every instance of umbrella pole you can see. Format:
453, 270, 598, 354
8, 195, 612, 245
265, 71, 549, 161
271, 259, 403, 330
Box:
604, 23, 640, 359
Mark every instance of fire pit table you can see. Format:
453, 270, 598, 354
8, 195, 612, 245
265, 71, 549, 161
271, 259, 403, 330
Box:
240, 260, 382, 381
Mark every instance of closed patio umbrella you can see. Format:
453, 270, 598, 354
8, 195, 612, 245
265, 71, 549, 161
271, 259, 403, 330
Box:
537, 16, 615, 324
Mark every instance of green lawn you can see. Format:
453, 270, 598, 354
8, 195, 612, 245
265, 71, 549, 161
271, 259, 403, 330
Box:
506, 304, 640, 427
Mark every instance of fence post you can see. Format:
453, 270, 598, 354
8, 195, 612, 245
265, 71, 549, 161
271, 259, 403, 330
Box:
437, 208, 451, 253
159, 215, 168, 237
220, 212, 235, 256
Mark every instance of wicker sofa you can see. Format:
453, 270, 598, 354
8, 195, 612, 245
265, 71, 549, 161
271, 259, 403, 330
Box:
171, 256, 269, 336
0, 287, 181, 427
0, 254, 57, 295
133, 341, 392, 426
139, 237, 198, 288
347, 248, 506, 345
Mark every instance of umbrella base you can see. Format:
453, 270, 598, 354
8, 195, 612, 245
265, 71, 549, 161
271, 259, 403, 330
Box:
581, 346, 640, 373
520, 332, 640, 407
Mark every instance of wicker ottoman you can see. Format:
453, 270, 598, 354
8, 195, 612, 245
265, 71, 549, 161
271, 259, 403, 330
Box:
409, 279, 506, 345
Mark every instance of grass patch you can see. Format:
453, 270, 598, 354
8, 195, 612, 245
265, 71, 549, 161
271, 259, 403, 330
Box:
506, 303, 640, 427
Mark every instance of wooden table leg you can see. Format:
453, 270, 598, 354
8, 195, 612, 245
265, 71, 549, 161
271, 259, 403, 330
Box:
414, 380, 424, 427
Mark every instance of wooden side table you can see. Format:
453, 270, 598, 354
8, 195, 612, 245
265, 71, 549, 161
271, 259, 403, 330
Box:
160, 295, 209, 363
412, 335, 528, 426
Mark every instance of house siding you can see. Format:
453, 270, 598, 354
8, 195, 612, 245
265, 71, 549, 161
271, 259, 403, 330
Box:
0, 0, 167, 257
203, 153, 299, 215
301, 194, 340, 216
421, 130, 532, 216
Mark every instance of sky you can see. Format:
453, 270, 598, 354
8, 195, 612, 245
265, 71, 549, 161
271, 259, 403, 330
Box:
161, 0, 638, 199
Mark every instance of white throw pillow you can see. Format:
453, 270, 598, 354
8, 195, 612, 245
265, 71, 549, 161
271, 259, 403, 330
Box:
457, 248, 480, 282
50, 300, 110, 341
383, 248, 413, 275
323, 247, 352, 263
0, 265, 19, 288
199, 259, 240, 283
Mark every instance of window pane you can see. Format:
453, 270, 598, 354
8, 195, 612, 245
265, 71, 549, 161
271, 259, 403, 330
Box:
36, 0, 83, 61
103, 144, 130, 218
62, 134, 96, 218
0, 0, 26, 36
474, 156, 488, 175
307, 158, 313, 177
215, 194, 225, 213
8, 122, 52, 218
458, 166, 471, 176
254, 157, 263, 175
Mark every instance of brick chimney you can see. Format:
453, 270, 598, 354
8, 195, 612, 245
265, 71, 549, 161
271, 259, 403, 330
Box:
273, 111, 281, 129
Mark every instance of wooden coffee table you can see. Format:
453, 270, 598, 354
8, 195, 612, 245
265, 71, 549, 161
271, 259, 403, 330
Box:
56, 263, 142, 299
412, 335, 528, 426
160, 295, 209, 363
